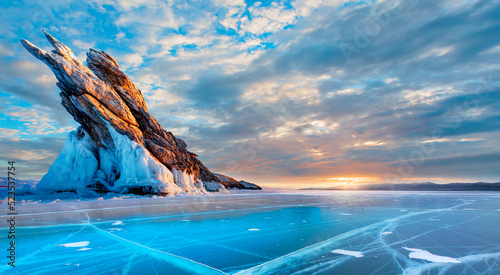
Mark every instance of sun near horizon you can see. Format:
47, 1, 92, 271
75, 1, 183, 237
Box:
0, 0, 498, 189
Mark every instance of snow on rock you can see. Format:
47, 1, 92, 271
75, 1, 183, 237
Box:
20, 30, 253, 196
214, 173, 262, 190
214, 173, 245, 189
204, 181, 227, 192
239, 180, 262, 190
403, 247, 461, 263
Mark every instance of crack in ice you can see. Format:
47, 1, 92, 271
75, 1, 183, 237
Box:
81, 212, 228, 274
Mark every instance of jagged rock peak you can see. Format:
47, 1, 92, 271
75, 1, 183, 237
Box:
21, 30, 228, 195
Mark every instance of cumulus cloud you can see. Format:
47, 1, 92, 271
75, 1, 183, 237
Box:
0, 0, 499, 186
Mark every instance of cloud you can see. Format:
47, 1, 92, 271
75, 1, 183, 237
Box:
171, 0, 500, 185
0, 0, 499, 186
6, 106, 77, 136
0, 49, 61, 109
0, 136, 65, 180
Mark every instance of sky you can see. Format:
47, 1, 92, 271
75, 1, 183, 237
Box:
0, 0, 499, 189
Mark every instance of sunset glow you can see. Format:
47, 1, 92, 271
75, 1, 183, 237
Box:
317, 177, 380, 186
0, 0, 498, 189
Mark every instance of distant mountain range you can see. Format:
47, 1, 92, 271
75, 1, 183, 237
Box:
301, 182, 500, 191
0, 177, 38, 188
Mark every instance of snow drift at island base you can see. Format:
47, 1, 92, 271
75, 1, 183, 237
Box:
21, 30, 259, 195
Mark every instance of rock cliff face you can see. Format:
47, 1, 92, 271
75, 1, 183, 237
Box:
239, 180, 262, 190
214, 173, 246, 189
214, 174, 262, 190
21, 31, 257, 195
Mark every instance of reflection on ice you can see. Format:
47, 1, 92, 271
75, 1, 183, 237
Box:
1, 191, 499, 274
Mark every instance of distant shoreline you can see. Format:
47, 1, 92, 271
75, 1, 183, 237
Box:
301, 182, 500, 192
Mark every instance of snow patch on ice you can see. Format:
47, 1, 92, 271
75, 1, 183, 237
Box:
381, 231, 393, 235
339, 213, 352, 216
403, 247, 461, 263
60, 241, 90, 248
248, 228, 261, 231
111, 196, 131, 200
112, 221, 123, 225
76, 247, 92, 251
332, 249, 364, 258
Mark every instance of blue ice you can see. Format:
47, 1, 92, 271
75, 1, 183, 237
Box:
1, 191, 500, 274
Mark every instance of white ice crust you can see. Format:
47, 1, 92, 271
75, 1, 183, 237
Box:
37, 129, 98, 191
37, 126, 217, 195
60, 241, 90, 248
403, 247, 461, 263
332, 249, 364, 258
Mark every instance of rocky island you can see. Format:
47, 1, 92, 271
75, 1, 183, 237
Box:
21, 30, 260, 195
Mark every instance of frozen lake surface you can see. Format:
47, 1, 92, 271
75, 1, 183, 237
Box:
1, 191, 500, 274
